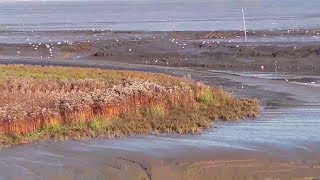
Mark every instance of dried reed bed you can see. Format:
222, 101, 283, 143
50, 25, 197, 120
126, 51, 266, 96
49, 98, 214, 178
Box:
0, 64, 260, 146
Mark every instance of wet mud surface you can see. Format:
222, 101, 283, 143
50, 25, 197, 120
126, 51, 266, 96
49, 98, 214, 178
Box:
0, 30, 320, 179
1, 30, 320, 75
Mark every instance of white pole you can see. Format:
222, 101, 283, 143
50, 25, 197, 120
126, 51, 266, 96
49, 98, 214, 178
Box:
242, 8, 248, 42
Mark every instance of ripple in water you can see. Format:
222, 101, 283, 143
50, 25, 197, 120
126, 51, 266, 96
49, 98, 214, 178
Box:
73, 107, 320, 156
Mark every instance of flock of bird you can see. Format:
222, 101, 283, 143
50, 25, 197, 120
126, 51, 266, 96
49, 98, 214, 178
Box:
6, 25, 319, 86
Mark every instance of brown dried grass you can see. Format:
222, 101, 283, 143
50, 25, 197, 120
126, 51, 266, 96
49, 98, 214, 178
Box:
0, 64, 260, 146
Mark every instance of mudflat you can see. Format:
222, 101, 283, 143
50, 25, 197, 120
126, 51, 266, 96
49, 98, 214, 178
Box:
1, 30, 320, 75
0, 30, 319, 179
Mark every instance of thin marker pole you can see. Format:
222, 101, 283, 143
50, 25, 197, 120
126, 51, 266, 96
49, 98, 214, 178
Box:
242, 8, 248, 42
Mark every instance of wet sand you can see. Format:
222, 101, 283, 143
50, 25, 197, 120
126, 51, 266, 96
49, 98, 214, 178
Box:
0, 30, 320, 179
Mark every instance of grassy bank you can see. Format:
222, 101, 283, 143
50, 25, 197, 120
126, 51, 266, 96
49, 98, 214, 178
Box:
0, 64, 260, 146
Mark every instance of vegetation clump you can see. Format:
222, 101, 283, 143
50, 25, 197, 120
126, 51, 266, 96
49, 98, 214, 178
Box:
0, 64, 260, 146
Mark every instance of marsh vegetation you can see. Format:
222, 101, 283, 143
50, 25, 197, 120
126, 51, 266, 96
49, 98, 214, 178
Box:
0, 65, 260, 146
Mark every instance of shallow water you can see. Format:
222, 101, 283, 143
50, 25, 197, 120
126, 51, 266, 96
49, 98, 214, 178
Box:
0, 107, 319, 162
75, 107, 320, 155
208, 70, 320, 86
1, 0, 320, 31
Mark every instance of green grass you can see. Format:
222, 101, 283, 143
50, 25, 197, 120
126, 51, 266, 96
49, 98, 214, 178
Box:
196, 89, 214, 104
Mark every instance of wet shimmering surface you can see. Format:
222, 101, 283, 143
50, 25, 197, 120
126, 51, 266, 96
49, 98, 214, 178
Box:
74, 107, 320, 154
1, 0, 320, 31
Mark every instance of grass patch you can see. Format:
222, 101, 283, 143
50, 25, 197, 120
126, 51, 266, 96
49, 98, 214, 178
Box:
196, 88, 214, 104
0, 64, 261, 147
